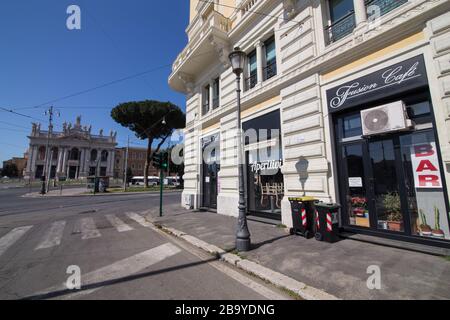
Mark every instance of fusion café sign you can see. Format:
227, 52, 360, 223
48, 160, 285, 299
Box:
326, 55, 428, 113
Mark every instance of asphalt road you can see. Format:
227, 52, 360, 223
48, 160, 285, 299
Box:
0, 187, 290, 300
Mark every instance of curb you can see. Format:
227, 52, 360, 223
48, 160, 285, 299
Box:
148, 217, 339, 300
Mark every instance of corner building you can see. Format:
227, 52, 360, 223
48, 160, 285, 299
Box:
169, 0, 450, 248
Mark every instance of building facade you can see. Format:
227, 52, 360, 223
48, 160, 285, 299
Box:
169, 0, 450, 247
114, 147, 159, 179
2, 157, 27, 178
24, 117, 117, 180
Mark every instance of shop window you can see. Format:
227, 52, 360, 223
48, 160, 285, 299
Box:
243, 110, 283, 218
325, 0, 356, 44
245, 50, 258, 91
263, 36, 277, 81
343, 113, 363, 138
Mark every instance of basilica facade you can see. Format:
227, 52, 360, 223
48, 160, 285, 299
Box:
24, 116, 117, 180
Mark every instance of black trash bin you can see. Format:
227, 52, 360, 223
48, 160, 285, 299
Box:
314, 202, 341, 243
288, 197, 316, 239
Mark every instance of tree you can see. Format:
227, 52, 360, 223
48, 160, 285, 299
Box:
111, 100, 185, 187
2, 163, 19, 178
126, 167, 133, 184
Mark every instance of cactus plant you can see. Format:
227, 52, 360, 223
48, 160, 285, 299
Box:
419, 209, 432, 236
432, 206, 445, 238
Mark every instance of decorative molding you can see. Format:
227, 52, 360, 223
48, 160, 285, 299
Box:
209, 34, 231, 67
178, 72, 195, 94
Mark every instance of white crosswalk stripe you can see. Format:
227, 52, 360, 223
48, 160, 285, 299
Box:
80, 217, 101, 240
35, 243, 182, 299
105, 214, 133, 233
0, 226, 33, 257
125, 212, 153, 228
35, 221, 66, 250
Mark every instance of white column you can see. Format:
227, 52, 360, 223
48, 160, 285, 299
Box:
255, 41, 264, 84
56, 148, 63, 173
62, 148, 69, 177
353, 0, 367, 26
26, 146, 34, 173
30, 146, 38, 174
80, 149, 85, 173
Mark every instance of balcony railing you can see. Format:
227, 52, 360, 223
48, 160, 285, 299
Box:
263, 60, 277, 81
325, 11, 356, 44
245, 73, 258, 91
366, 0, 408, 18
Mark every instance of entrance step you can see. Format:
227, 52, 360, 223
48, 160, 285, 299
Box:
340, 232, 450, 256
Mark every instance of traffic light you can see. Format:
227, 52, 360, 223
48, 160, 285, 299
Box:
152, 153, 162, 168
161, 152, 169, 171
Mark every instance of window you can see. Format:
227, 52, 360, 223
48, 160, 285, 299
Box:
51, 147, 58, 161
366, 0, 408, 18
90, 149, 98, 161
212, 77, 220, 109
69, 148, 80, 161
246, 50, 258, 90
101, 150, 108, 162
38, 146, 46, 161
202, 84, 210, 115
325, 0, 355, 44
264, 37, 277, 81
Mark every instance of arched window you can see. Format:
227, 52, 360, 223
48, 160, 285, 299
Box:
101, 150, 108, 162
70, 148, 80, 161
38, 146, 46, 160
51, 147, 58, 160
90, 149, 98, 161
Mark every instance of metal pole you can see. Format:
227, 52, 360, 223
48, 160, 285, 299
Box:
41, 106, 54, 194
123, 136, 129, 191
159, 168, 163, 217
235, 75, 251, 252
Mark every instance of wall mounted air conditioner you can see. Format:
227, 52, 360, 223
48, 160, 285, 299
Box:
361, 101, 413, 136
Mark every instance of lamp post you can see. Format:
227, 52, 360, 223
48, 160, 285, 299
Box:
229, 47, 251, 252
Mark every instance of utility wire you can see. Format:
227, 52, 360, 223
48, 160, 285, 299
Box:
0, 107, 47, 122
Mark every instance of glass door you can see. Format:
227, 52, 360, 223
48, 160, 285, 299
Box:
368, 138, 406, 233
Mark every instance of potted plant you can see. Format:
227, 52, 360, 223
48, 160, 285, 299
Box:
419, 209, 432, 236
432, 206, 445, 238
383, 193, 403, 232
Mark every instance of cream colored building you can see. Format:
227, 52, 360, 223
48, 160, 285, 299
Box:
169, 0, 450, 248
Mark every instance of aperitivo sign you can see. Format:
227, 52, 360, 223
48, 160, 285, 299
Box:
411, 142, 443, 189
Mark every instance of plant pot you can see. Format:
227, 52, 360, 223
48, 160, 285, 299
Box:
432, 229, 445, 239
387, 221, 403, 232
420, 224, 432, 237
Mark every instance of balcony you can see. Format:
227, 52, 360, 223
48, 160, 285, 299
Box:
325, 11, 356, 44
263, 60, 277, 81
366, 0, 408, 18
169, 10, 231, 93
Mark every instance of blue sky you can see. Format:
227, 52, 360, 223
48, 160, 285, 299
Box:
0, 0, 189, 164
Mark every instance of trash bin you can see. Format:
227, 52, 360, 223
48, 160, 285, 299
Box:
288, 197, 316, 239
314, 202, 341, 243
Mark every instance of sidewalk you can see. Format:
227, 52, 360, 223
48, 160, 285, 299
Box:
145, 204, 450, 300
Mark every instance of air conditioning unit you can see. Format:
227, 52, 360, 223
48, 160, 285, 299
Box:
361, 101, 413, 136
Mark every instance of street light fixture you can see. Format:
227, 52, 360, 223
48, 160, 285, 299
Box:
229, 47, 251, 252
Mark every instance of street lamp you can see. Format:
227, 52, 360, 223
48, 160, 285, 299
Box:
229, 47, 251, 252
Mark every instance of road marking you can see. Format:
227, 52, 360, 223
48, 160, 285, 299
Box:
125, 212, 153, 228
35, 243, 181, 300
105, 214, 133, 233
35, 221, 66, 250
0, 226, 33, 257
80, 218, 101, 240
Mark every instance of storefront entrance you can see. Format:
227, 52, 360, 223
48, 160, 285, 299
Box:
243, 109, 284, 220
201, 134, 220, 210
328, 55, 450, 246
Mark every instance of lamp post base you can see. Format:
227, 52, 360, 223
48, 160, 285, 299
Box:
236, 237, 251, 252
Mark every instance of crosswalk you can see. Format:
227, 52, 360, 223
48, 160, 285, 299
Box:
0, 212, 153, 259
